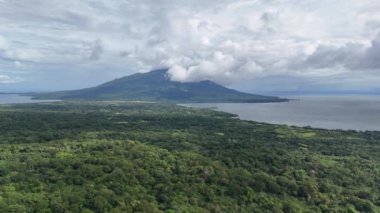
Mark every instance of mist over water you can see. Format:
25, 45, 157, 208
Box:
185, 96, 380, 131
0, 94, 60, 104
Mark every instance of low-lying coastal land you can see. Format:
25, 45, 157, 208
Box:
0, 101, 378, 212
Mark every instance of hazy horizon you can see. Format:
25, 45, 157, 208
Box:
0, 68, 379, 96
186, 95, 380, 131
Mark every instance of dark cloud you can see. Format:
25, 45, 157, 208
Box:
361, 35, 380, 69
297, 34, 380, 71
88, 40, 103, 61
300, 43, 364, 69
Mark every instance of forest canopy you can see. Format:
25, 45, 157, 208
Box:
0, 101, 378, 212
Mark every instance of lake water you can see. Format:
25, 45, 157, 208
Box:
0, 94, 60, 104
185, 96, 380, 131
1, 94, 379, 131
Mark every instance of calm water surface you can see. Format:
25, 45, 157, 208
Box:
1, 94, 379, 131
0, 94, 60, 104
185, 96, 380, 131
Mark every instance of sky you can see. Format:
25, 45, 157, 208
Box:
0, 0, 380, 94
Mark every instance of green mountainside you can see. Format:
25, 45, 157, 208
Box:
31, 69, 286, 103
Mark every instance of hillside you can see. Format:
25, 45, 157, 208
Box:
31, 69, 286, 103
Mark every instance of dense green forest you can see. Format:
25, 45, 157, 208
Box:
0, 101, 379, 212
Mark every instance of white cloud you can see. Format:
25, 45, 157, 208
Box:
0, 0, 379, 92
0, 74, 21, 83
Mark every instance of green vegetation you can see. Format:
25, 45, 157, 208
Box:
29, 69, 286, 103
0, 101, 379, 212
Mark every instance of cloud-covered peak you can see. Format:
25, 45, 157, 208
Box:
0, 0, 379, 92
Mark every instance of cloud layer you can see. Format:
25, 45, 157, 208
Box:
0, 0, 379, 92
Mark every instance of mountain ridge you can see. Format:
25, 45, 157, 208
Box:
30, 69, 287, 103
